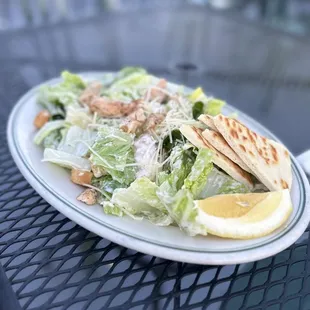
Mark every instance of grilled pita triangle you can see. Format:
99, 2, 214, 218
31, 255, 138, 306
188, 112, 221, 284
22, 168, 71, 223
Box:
180, 125, 254, 189
202, 128, 253, 174
213, 114, 292, 191
198, 114, 218, 132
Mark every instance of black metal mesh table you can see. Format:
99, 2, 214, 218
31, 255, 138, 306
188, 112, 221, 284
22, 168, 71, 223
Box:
1, 7, 310, 310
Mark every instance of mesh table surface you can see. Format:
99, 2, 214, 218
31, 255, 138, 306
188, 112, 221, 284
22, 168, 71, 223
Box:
0, 8, 310, 310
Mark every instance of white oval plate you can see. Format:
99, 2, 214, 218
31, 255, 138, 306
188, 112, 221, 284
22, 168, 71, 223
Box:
7, 72, 310, 265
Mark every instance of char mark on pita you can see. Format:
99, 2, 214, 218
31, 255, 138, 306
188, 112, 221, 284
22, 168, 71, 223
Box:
202, 128, 253, 174
213, 114, 292, 191
198, 114, 218, 132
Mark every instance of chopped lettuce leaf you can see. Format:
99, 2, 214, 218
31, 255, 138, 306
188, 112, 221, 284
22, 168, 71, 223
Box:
42, 148, 91, 171
37, 98, 65, 118
197, 168, 249, 199
167, 146, 196, 192
205, 99, 226, 116
92, 175, 125, 199
34, 120, 66, 145
57, 126, 96, 157
156, 146, 196, 210
118, 67, 147, 77
110, 177, 173, 226
157, 188, 208, 236
38, 71, 85, 110
61, 71, 86, 89
110, 72, 151, 91
184, 149, 213, 199
188, 87, 225, 116
65, 105, 93, 129
102, 67, 147, 89
39, 85, 78, 106
43, 130, 62, 149
157, 171, 169, 186
102, 201, 124, 217
192, 101, 204, 120
182, 148, 248, 199
188, 87, 204, 102
89, 126, 136, 185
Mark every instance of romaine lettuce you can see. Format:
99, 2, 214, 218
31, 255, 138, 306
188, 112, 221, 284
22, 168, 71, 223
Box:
102, 201, 124, 217
38, 71, 85, 110
184, 149, 213, 198
205, 99, 226, 116
92, 175, 125, 199
188, 87, 225, 117
43, 130, 62, 149
183, 148, 248, 199
61, 71, 86, 89
57, 126, 96, 157
89, 126, 136, 185
166, 145, 196, 192
42, 148, 91, 171
157, 188, 208, 236
65, 105, 93, 129
110, 72, 150, 91
34, 120, 66, 145
199, 168, 249, 198
109, 177, 173, 226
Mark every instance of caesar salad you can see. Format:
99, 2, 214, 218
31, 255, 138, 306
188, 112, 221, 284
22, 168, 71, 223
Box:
33, 68, 293, 239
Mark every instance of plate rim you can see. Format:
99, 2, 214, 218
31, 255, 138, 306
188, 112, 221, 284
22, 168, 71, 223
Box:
7, 72, 310, 265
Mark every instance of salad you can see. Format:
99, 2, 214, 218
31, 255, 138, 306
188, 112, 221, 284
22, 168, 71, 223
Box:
33, 68, 292, 238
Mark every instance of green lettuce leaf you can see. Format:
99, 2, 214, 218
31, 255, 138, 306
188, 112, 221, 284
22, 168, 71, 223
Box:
102, 201, 124, 217
156, 145, 196, 211
201, 168, 249, 197
192, 101, 204, 119
188, 87, 225, 117
42, 130, 62, 149
166, 146, 196, 193
37, 71, 85, 111
118, 67, 147, 78
188, 87, 204, 102
57, 125, 96, 157
92, 175, 126, 200
89, 126, 136, 185
65, 106, 93, 129
157, 188, 208, 236
184, 149, 213, 198
205, 99, 226, 116
34, 120, 66, 145
42, 148, 91, 171
109, 177, 173, 226
61, 71, 86, 89
110, 71, 150, 91
183, 149, 248, 199
101, 67, 147, 89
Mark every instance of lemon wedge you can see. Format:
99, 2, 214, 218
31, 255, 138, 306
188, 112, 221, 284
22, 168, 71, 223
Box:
195, 190, 292, 239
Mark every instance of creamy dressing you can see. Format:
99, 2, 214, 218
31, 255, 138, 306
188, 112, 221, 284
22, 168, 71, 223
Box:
134, 134, 157, 180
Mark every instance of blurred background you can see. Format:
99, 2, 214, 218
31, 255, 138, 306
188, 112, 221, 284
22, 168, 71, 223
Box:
2, 0, 310, 34
0, 0, 310, 153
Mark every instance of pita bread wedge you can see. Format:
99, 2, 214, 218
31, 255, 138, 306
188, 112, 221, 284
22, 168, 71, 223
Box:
198, 114, 218, 132
202, 128, 253, 174
213, 114, 292, 191
180, 125, 254, 189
